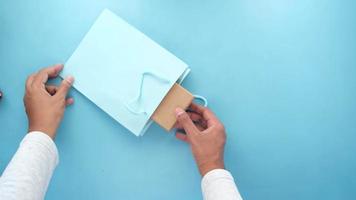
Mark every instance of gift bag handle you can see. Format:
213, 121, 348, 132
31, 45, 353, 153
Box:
125, 71, 170, 115
193, 95, 208, 107
125, 71, 209, 115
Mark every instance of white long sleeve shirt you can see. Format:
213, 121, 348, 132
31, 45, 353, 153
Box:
0, 131, 242, 200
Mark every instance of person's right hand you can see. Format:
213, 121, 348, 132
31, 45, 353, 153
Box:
175, 103, 227, 176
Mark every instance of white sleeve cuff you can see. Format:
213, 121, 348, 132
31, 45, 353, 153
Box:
202, 169, 234, 186
202, 169, 242, 200
21, 131, 59, 166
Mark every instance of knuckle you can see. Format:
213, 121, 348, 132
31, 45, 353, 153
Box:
216, 123, 225, 132
177, 112, 185, 119
179, 113, 190, 122
26, 74, 34, 85
201, 106, 208, 112
64, 82, 71, 88
180, 112, 188, 118
62, 80, 72, 89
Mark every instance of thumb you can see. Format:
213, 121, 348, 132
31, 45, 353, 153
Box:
56, 76, 74, 98
175, 107, 199, 135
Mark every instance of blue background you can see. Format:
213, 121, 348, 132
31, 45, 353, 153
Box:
1, 0, 356, 199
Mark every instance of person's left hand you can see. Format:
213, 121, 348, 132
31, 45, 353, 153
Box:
24, 64, 74, 139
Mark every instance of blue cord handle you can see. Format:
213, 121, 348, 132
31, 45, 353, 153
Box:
125, 71, 170, 115
193, 95, 208, 107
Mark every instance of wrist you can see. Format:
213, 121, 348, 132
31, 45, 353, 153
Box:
28, 124, 56, 140
198, 159, 225, 176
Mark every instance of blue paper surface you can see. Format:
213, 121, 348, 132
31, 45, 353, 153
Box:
60, 9, 189, 136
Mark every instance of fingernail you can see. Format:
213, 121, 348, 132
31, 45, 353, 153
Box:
65, 76, 74, 84
67, 98, 74, 104
175, 107, 185, 117
52, 64, 64, 75
55, 64, 64, 70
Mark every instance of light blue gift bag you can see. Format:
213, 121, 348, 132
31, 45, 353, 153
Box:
61, 9, 191, 136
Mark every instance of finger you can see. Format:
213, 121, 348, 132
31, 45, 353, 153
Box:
196, 121, 207, 131
190, 115, 208, 129
175, 107, 199, 135
188, 112, 203, 122
56, 76, 74, 98
175, 132, 188, 142
173, 112, 202, 128
175, 120, 206, 131
25, 74, 36, 90
66, 97, 74, 106
189, 103, 219, 127
45, 85, 58, 95
33, 64, 63, 86
189, 103, 213, 117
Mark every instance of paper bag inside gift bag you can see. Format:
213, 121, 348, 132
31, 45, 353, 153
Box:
152, 83, 194, 131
